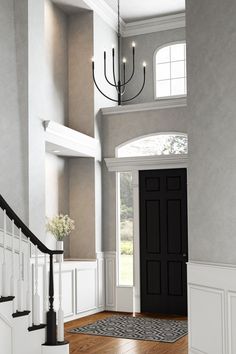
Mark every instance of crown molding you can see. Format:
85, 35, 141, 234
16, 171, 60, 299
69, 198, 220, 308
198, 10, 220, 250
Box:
54, 0, 185, 36
83, 0, 125, 32
105, 155, 188, 172
101, 97, 187, 116
122, 13, 186, 37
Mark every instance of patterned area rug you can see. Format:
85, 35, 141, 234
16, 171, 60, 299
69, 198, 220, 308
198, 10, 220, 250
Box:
69, 315, 188, 343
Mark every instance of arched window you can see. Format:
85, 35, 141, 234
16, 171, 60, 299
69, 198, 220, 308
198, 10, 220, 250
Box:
117, 133, 188, 158
155, 42, 187, 99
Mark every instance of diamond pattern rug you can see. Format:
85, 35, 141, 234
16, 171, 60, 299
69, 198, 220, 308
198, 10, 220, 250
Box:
69, 315, 188, 343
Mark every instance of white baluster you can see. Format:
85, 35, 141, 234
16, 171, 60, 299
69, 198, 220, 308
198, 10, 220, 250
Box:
33, 245, 40, 325
11, 220, 16, 312
57, 254, 64, 342
17, 228, 23, 311
27, 238, 32, 327
43, 254, 48, 323
2, 210, 7, 297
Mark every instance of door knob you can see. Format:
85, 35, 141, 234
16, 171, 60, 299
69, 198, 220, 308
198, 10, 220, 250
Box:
183, 253, 187, 257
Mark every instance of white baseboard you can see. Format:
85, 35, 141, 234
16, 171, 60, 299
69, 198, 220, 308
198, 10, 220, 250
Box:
188, 261, 236, 354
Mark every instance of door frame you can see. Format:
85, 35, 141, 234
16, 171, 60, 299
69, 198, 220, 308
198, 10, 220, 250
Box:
105, 154, 188, 312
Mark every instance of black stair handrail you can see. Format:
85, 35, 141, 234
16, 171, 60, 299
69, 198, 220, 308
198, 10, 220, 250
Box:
0, 194, 63, 255
0, 194, 65, 345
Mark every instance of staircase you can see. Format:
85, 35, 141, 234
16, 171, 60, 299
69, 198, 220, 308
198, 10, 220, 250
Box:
0, 195, 69, 354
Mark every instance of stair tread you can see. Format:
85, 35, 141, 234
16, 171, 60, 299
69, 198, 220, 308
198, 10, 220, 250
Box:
28, 323, 47, 332
12, 310, 31, 318
0, 296, 15, 303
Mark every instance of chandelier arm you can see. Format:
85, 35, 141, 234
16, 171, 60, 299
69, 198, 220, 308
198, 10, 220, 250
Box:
92, 69, 119, 103
122, 51, 135, 86
122, 68, 146, 103
121, 88, 127, 96
104, 52, 117, 87
112, 49, 118, 90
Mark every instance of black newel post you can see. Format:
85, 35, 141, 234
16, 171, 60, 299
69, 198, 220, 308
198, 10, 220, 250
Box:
46, 254, 57, 345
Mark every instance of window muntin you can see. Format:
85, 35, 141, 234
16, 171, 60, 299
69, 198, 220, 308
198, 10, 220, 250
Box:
155, 43, 187, 99
117, 134, 188, 158
118, 172, 133, 286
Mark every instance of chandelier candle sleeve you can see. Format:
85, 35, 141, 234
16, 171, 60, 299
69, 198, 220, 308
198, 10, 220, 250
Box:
91, 0, 146, 105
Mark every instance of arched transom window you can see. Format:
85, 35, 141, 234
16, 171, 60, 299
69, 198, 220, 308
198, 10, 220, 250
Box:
155, 42, 187, 99
117, 133, 188, 158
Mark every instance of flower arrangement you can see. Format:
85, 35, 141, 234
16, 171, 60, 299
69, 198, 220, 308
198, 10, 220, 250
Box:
46, 215, 75, 241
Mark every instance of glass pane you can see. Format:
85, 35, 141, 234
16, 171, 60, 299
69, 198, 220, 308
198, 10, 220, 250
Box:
171, 43, 185, 61
156, 80, 171, 98
156, 46, 170, 63
171, 60, 185, 79
156, 63, 170, 80
118, 134, 188, 157
119, 172, 133, 286
171, 78, 186, 96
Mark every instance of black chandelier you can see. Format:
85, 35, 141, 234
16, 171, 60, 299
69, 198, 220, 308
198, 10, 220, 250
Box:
92, 0, 146, 106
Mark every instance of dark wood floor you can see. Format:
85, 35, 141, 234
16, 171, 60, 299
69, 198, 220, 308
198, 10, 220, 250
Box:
65, 312, 188, 354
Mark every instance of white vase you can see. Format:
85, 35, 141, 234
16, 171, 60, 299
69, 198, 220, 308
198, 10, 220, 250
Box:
56, 240, 64, 262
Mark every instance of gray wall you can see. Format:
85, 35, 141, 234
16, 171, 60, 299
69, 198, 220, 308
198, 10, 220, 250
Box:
45, 0, 68, 125
102, 106, 188, 251
122, 28, 186, 104
93, 13, 117, 253
187, 0, 236, 263
45, 153, 69, 254
44, 0, 70, 252
68, 11, 94, 136
28, 0, 46, 239
69, 158, 96, 259
0, 0, 28, 222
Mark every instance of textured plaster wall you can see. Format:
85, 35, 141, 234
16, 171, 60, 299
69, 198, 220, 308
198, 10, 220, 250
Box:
187, 0, 236, 263
68, 11, 94, 136
45, 153, 69, 254
122, 27, 186, 104
28, 0, 46, 239
45, 0, 68, 125
93, 13, 117, 253
102, 107, 188, 251
44, 1, 70, 252
69, 158, 96, 259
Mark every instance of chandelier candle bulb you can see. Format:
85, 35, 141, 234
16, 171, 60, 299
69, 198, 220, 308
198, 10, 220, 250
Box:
123, 58, 127, 64
132, 41, 136, 47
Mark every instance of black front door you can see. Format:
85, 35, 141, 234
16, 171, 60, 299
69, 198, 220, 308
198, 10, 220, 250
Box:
140, 169, 188, 315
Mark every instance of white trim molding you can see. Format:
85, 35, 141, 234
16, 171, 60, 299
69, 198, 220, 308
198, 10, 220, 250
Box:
105, 155, 188, 172
123, 13, 186, 37
53, 0, 185, 36
101, 97, 187, 116
44, 120, 101, 160
188, 261, 236, 354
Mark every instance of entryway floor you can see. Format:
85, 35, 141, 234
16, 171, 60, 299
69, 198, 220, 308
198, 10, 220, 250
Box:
65, 311, 188, 354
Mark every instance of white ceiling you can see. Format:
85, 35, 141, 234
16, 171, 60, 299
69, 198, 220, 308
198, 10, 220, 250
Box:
103, 0, 185, 22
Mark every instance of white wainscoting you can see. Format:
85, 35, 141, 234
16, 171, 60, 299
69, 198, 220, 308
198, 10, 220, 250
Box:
105, 252, 134, 313
97, 252, 105, 309
33, 254, 105, 323
188, 261, 236, 354
105, 252, 116, 310
116, 287, 134, 313
76, 264, 97, 314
